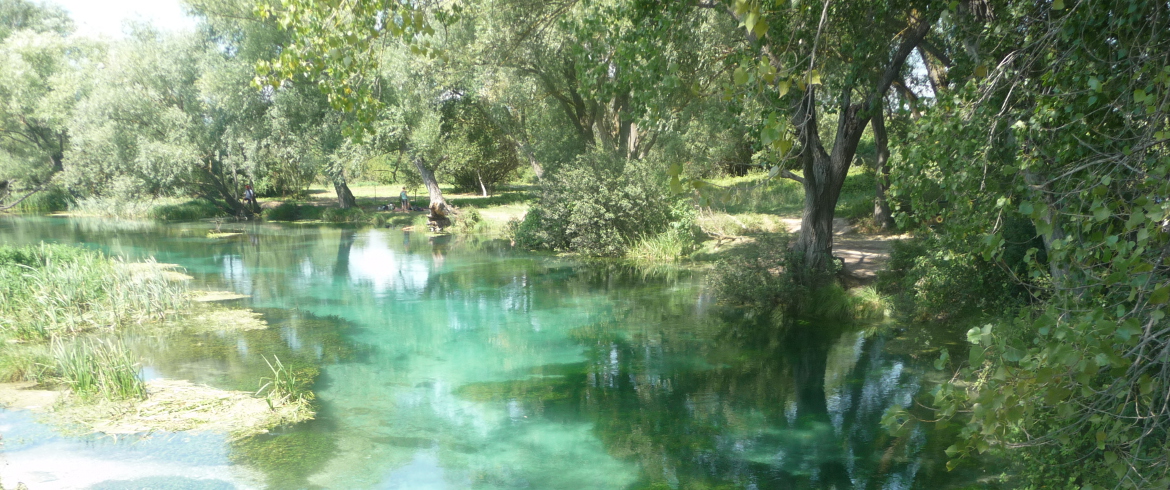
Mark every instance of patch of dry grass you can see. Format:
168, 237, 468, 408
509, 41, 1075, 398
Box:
51, 378, 313, 440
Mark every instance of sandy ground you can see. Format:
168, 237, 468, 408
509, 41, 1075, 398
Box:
0, 382, 59, 411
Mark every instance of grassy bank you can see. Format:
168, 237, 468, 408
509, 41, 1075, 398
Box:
264, 182, 531, 235
0, 243, 314, 437
0, 244, 188, 342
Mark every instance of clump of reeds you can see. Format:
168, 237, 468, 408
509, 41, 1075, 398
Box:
0, 243, 189, 341
256, 355, 315, 409
627, 228, 695, 262
52, 337, 146, 401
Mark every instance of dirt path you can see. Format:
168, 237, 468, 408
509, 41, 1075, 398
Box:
782, 218, 901, 281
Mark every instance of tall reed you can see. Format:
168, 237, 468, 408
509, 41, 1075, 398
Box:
0, 244, 189, 341
256, 355, 314, 408
52, 337, 146, 401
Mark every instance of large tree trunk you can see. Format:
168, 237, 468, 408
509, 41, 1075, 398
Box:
793, 89, 868, 273
872, 108, 894, 230
413, 157, 450, 214
334, 177, 357, 209
784, 19, 931, 275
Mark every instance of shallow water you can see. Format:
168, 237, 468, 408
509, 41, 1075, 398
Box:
0, 216, 965, 489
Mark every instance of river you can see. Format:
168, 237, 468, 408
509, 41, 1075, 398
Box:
0, 216, 971, 489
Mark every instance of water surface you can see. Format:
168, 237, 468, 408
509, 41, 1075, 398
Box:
0, 216, 963, 489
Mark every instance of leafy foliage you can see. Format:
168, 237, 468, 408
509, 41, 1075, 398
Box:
436, 94, 521, 195
512, 152, 679, 256
889, 1, 1170, 486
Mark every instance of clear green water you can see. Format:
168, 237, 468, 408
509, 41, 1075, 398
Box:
0, 216, 965, 489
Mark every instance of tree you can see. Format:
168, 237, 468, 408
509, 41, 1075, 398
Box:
0, 1, 83, 209
436, 93, 520, 196
892, 0, 1170, 485
689, 0, 939, 273
64, 28, 268, 215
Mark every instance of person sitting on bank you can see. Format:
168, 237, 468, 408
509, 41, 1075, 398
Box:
243, 184, 257, 207
400, 188, 410, 211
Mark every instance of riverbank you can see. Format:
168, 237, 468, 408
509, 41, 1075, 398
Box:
0, 243, 315, 441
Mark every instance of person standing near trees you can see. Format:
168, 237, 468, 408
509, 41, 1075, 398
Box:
399, 187, 409, 211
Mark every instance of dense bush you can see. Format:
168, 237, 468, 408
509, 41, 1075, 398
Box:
148, 199, 223, 221
511, 153, 681, 256
320, 207, 366, 223
876, 233, 1031, 322
264, 202, 303, 221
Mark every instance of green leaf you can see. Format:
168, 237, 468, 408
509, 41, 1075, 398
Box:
777, 80, 790, 97
733, 67, 749, 85
667, 163, 682, 177
944, 444, 961, 458
1151, 284, 1170, 305
669, 175, 683, 194
967, 326, 982, 344
744, 11, 758, 33
768, 166, 780, 179
1053, 0, 1065, 9
1018, 201, 1034, 215
776, 138, 793, 155
809, 69, 821, 85
752, 19, 768, 38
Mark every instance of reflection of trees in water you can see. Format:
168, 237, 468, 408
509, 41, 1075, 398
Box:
468, 306, 941, 489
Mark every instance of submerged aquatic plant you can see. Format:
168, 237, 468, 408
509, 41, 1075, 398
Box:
52, 337, 146, 401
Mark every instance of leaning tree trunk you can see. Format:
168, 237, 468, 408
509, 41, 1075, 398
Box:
872, 108, 894, 230
413, 157, 450, 214
334, 177, 357, 209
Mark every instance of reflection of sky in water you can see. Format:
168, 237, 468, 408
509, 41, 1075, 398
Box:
0, 217, 951, 489
0, 411, 261, 489
346, 231, 431, 294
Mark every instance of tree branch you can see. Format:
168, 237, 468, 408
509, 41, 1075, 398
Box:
780, 169, 805, 184
0, 187, 44, 211
875, 16, 933, 98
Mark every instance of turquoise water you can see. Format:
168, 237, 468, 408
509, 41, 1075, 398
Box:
0, 216, 963, 489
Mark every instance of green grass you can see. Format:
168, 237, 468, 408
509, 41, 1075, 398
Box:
0, 244, 189, 341
627, 228, 695, 262
704, 167, 877, 221
53, 337, 146, 401
0, 342, 52, 383
12, 186, 73, 213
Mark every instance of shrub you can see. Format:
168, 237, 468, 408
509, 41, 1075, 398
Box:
149, 199, 223, 221
876, 235, 1028, 322
264, 202, 303, 221
451, 207, 483, 234
320, 207, 365, 223
513, 152, 680, 257
709, 233, 849, 318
